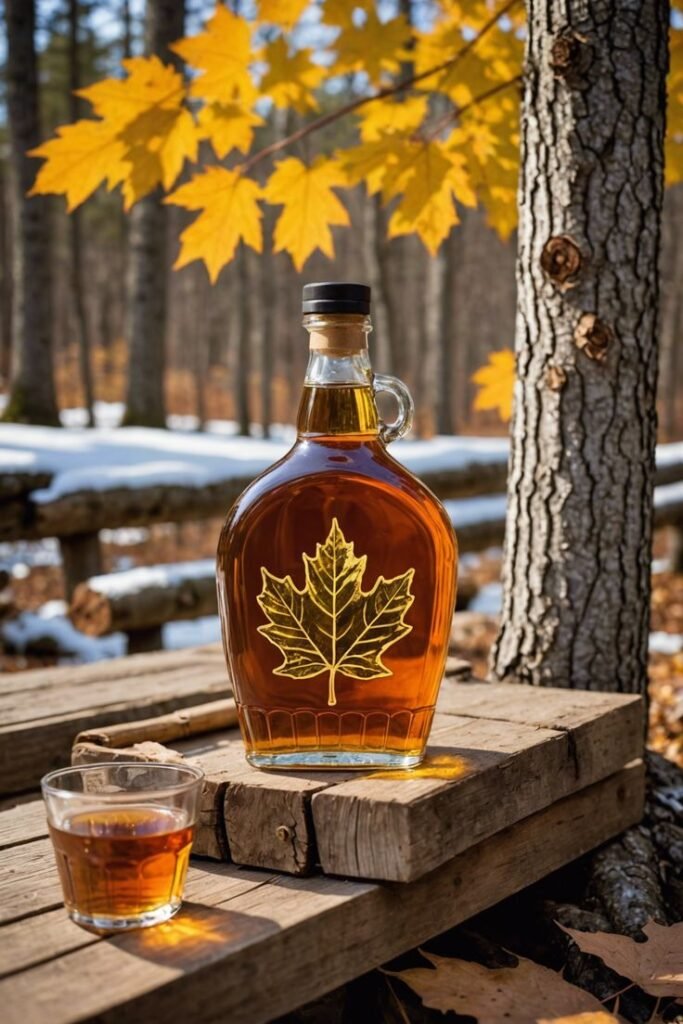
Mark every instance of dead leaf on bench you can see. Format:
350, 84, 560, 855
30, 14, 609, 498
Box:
387, 950, 610, 1023
558, 920, 683, 997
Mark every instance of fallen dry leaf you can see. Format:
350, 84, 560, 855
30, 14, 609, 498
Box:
559, 920, 683, 997
388, 950, 608, 1023
539, 1015, 619, 1024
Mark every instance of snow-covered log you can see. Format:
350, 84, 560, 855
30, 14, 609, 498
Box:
70, 560, 217, 637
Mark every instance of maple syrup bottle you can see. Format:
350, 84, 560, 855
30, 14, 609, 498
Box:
217, 282, 457, 769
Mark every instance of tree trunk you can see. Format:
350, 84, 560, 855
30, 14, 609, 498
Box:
236, 244, 251, 437
437, 228, 460, 435
68, 0, 95, 428
122, 0, 185, 428
492, 0, 668, 695
260, 213, 275, 439
659, 186, 683, 440
3, 0, 59, 426
0, 165, 12, 384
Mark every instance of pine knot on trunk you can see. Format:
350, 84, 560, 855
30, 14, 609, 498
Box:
574, 314, 613, 364
545, 365, 568, 391
549, 31, 592, 88
541, 235, 584, 288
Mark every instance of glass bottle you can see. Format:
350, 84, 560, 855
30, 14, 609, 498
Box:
217, 282, 457, 769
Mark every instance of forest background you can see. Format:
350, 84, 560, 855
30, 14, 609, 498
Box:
1, 0, 681, 439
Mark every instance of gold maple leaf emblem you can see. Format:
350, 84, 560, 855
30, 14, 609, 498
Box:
257, 518, 415, 706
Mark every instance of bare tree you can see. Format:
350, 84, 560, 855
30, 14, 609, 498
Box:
122, 0, 185, 427
236, 244, 251, 437
492, 0, 668, 695
68, 0, 96, 427
3, 0, 59, 425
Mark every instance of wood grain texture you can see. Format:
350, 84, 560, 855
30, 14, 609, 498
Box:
0, 799, 47, 850
64, 685, 643, 880
1, 657, 230, 796
311, 695, 643, 881
0, 763, 644, 1024
437, 681, 645, 788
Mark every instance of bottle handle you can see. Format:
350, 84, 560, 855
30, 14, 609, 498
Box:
372, 373, 414, 445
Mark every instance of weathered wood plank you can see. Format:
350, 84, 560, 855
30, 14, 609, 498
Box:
67, 689, 642, 880
0, 838, 62, 924
1, 663, 230, 796
0, 799, 47, 850
0, 644, 225, 696
0, 862, 276, 978
0, 762, 644, 1024
311, 696, 644, 881
437, 681, 644, 787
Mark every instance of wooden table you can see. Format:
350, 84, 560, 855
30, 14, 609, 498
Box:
0, 763, 643, 1024
0, 646, 645, 1022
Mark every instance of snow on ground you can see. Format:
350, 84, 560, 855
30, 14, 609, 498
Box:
0, 601, 223, 663
3, 408, 681, 509
0, 406, 512, 505
2, 601, 127, 662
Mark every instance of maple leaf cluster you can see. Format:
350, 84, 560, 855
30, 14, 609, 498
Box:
27, 0, 683, 422
28, 0, 525, 281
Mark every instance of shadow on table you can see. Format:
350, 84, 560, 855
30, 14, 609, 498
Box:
112, 900, 278, 971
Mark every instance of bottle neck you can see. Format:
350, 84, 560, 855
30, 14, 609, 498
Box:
296, 314, 379, 439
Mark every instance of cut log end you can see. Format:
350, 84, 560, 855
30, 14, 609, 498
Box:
70, 582, 113, 636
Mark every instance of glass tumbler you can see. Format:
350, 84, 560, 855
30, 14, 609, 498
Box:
42, 761, 204, 931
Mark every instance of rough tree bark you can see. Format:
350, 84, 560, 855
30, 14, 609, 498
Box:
492, 0, 669, 695
122, 0, 185, 428
3, 0, 60, 426
68, 0, 96, 428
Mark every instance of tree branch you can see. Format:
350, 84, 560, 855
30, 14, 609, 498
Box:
240, 0, 523, 173
423, 73, 523, 141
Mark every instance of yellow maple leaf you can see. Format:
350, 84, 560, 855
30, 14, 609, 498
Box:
358, 95, 428, 142
197, 102, 264, 159
166, 167, 263, 282
120, 105, 198, 205
30, 56, 197, 210
340, 136, 406, 195
29, 119, 127, 211
322, 0, 365, 29
259, 37, 326, 113
77, 55, 184, 128
387, 143, 476, 254
171, 5, 254, 104
264, 156, 350, 271
257, 0, 308, 29
332, 12, 411, 84
472, 349, 516, 421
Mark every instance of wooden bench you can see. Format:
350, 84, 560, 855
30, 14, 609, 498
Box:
0, 645, 644, 1023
